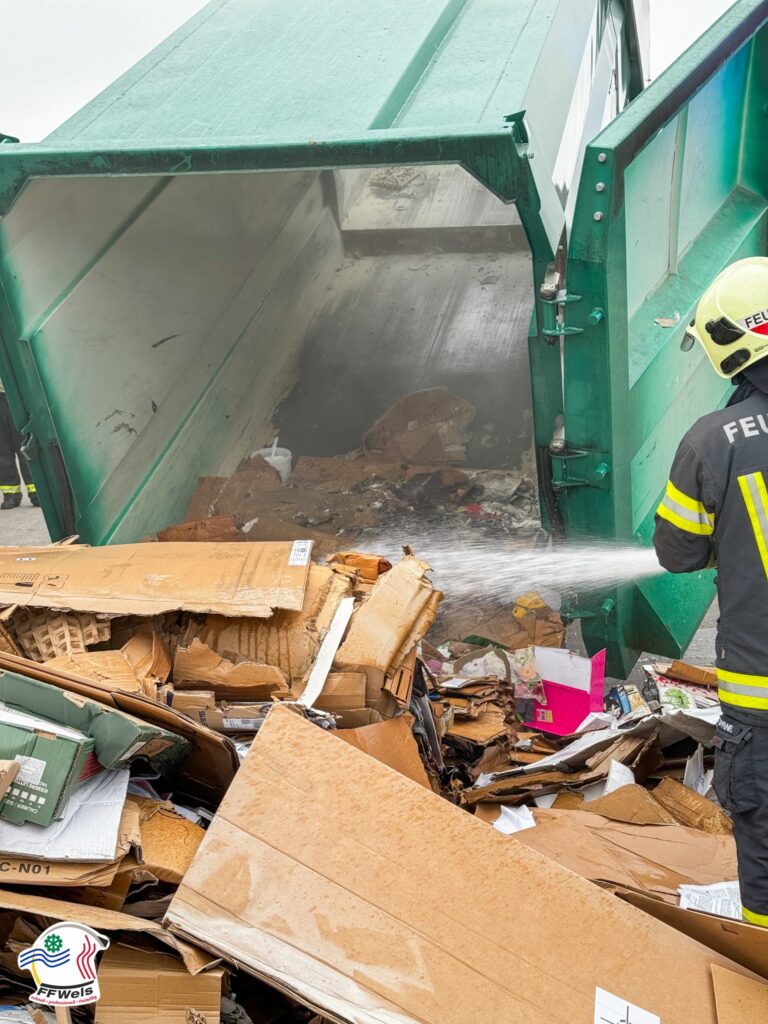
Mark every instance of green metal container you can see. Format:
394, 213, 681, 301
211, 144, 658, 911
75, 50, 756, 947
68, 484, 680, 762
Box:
0, 0, 764, 673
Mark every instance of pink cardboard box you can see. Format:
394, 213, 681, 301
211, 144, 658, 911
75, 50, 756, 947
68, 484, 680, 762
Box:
524, 646, 606, 736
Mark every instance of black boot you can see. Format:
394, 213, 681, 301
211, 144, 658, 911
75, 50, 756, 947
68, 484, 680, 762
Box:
1, 493, 21, 510
29, 493, 39, 508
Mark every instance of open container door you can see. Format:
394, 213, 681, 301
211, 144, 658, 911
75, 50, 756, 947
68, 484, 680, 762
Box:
559, 0, 768, 674
0, 0, 643, 549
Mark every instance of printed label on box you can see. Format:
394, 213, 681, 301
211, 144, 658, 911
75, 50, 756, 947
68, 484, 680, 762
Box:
288, 540, 312, 567
222, 718, 261, 731
594, 987, 660, 1024
13, 755, 45, 787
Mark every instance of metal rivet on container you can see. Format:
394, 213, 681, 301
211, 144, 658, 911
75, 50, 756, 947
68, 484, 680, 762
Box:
598, 152, 607, 163
595, 182, 606, 192
593, 212, 604, 221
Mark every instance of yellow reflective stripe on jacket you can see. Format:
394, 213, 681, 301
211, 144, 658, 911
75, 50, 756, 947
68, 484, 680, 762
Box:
656, 480, 714, 535
738, 472, 768, 577
718, 668, 768, 710
665, 480, 710, 517
743, 906, 768, 928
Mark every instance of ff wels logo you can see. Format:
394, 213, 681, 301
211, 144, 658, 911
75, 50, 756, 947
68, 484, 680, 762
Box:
18, 921, 109, 1006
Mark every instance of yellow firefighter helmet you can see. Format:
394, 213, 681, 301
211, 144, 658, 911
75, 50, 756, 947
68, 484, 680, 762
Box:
683, 257, 768, 378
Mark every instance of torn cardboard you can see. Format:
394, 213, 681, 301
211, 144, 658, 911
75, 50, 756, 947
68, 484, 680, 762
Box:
195, 564, 352, 683
653, 777, 733, 835
166, 705, 750, 1024
336, 556, 438, 672
517, 808, 737, 896
0, 542, 312, 617
44, 651, 144, 693
0, 889, 217, 975
174, 639, 286, 700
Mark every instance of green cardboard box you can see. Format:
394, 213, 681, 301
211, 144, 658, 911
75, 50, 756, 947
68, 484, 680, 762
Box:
0, 671, 190, 826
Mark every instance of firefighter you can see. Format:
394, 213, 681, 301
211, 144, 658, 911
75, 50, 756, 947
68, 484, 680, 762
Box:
654, 256, 768, 929
0, 379, 37, 509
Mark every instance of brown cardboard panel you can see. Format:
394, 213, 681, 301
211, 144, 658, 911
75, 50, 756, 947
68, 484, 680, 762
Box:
297, 672, 367, 712
519, 809, 737, 895
174, 638, 286, 699
121, 625, 172, 686
655, 661, 718, 688
336, 715, 430, 789
582, 785, 679, 825
0, 652, 239, 805
95, 944, 224, 1023
197, 565, 352, 682
45, 651, 145, 693
335, 557, 439, 673
618, 890, 768, 981
0, 542, 311, 617
712, 964, 768, 1023
132, 799, 206, 885
166, 706, 749, 1024
654, 778, 733, 835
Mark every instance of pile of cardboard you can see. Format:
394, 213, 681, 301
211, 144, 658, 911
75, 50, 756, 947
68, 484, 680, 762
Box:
0, 538, 765, 1022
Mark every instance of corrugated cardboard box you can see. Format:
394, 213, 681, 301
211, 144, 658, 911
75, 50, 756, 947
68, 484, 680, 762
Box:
95, 945, 223, 1023
0, 541, 312, 617
0, 655, 234, 805
166, 706, 753, 1024
0, 671, 188, 780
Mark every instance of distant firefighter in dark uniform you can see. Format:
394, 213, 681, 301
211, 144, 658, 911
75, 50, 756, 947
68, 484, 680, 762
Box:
0, 379, 38, 510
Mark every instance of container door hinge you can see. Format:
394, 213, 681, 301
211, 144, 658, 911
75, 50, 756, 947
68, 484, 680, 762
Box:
550, 446, 610, 490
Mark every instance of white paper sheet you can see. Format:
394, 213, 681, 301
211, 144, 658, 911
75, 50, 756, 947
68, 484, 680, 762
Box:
594, 987, 660, 1024
604, 760, 635, 795
683, 744, 714, 796
0, 768, 128, 861
678, 881, 742, 921
298, 597, 355, 709
491, 805, 536, 835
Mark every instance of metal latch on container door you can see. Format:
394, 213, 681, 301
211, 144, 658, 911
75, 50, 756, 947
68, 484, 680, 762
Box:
18, 419, 38, 462
550, 446, 610, 490
541, 288, 584, 344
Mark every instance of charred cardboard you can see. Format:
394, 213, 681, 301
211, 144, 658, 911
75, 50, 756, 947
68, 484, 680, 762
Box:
166, 705, 750, 1024
336, 715, 430, 789
0, 542, 312, 618
362, 387, 474, 464
0, 653, 238, 806
518, 808, 737, 896
616, 889, 768, 981
96, 944, 224, 1023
